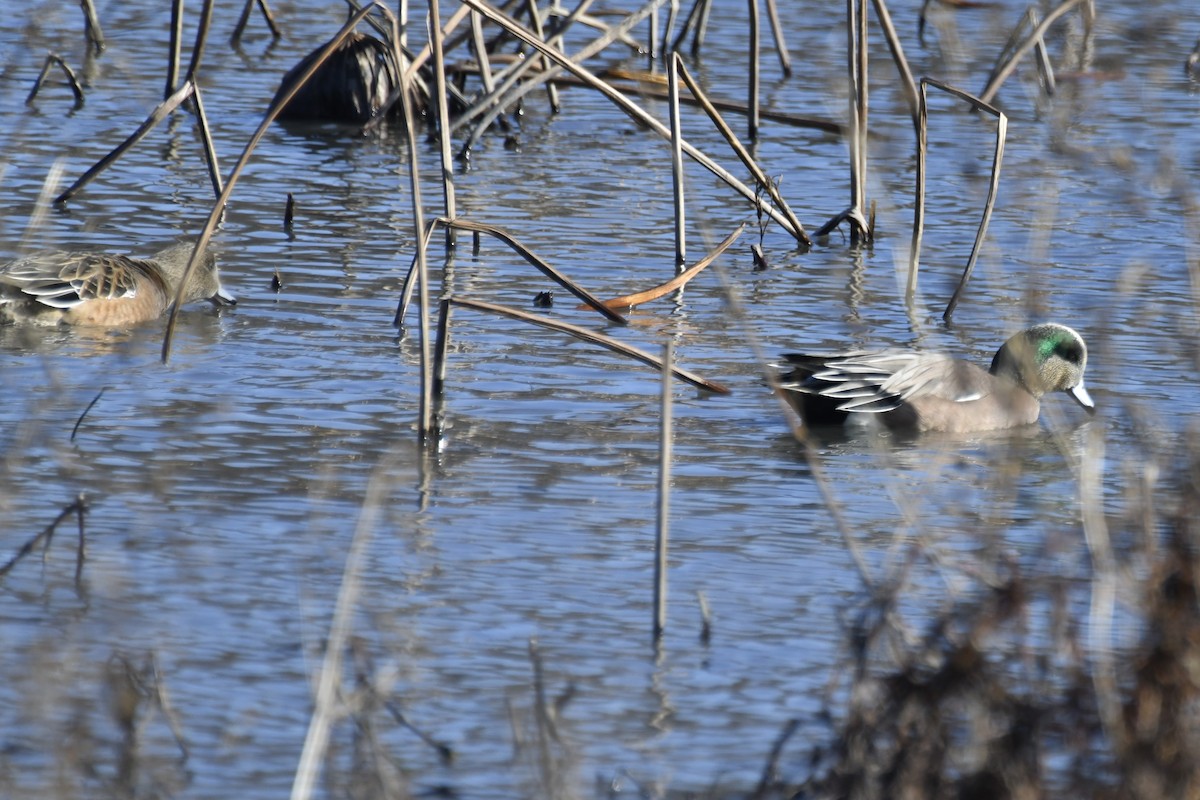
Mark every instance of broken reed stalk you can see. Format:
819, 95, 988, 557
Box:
697, 590, 711, 644
647, 1, 659, 65
550, 73, 842, 134
186, 0, 217, 87
390, 9, 436, 443
434, 296, 730, 394
747, 0, 760, 141
468, 11, 499, 95
670, 0, 702, 53
232, 0, 281, 42
763, 0, 791, 76
904, 78, 1006, 318
71, 387, 108, 441
907, 80, 928, 302
580, 222, 744, 310
454, 0, 622, 149
675, 59, 811, 247
653, 340, 672, 641
432, 297, 454, 428
25, 53, 85, 107
692, 0, 713, 55
166, 0, 183, 100
524, 0, 561, 112
397, 217, 628, 327
56, 0, 224, 205
851, 0, 868, 240
668, 54, 686, 269
80, 0, 105, 53
55, 81, 201, 204
870, 0, 919, 127
449, 0, 594, 139
458, 0, 808, 244
0, 494, 89, 583
428, 0, 458, 249
978, 0, 1086, 105
660, 0, 679, 59
815, 0, 870, 240
398, 3, 471, 86
1034, 26, 1056, 95
161, 3, 378, 364
942, 89, 1005, 321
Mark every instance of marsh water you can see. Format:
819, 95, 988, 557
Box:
1, 0, 1198, 796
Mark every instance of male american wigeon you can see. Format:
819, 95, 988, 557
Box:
777, 323, 1095, 433
0, 241, 235, 327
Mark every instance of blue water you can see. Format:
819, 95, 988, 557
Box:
0, 1, 1197, 797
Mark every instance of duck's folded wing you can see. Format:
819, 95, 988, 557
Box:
0, 253, 143, 308
880, 356, 993, 404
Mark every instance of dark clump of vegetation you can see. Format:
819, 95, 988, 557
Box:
778, 435, 1200, 800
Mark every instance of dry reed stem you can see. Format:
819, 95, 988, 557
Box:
19, 160, 63, 253
57, 0, 223, 204
189, 85, 225, 202
851, 0, 868, 240
697, 589, 711, 643
232, 0, 281, 42
0, 494, 89, 582
387, 10, 436, 443
660, 0, 679, 58
399, 3, 471, 83
578, 222, 744, 310
55, 80, 195, 205
979, 0, 1086, 105
455, 4, 807, 241
692, 0, 714, 55
1031, 9, 1057, 95
764, 0, 791, 75
816, 0, 870, 240
870, 0, 919, 127
428, 0, 458, 249
26, 53, 84, 107
290, 458, 396, 800
166, 0, 183, 99
705, 251, 871, 587
468, 11, 499, 96
81, 0, 105, 53
449, 0, 598, 138
431, 297, 454, 424
675, 60, 811, 247
668, 54, 687, 268
524, 0, 561, 113
161, 3, 379, 364
907, 78, 1006, 316
657, 340, 676, 642
184, 0, 217, 85
455, 0, 625, 148
653, 341, 672, 641
907, 81, 929, 301
748, 0, 760, 141
396, 217, 628, 327
437, 296, 730, 394
70, 387, 108, 441
553, 73, 843, 134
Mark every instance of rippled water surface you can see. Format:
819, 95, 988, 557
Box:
1, 1, 1198, 797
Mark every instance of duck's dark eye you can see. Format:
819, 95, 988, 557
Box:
1056, 340, 1083, 363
